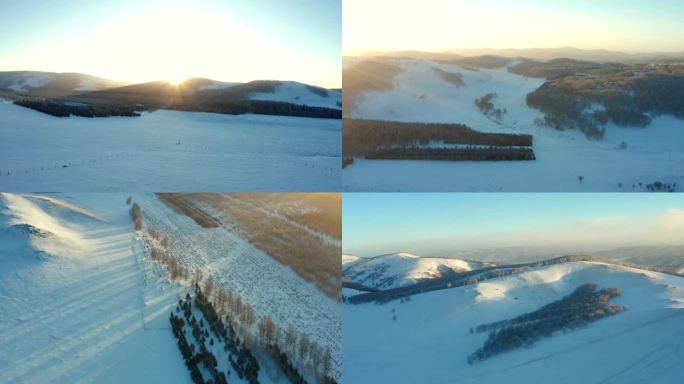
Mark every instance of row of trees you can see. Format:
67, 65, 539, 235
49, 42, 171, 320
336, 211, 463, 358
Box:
171, 99, 341, 119
467, 283, 623, 364
365, 146, 535, 161
171, 289, 255, 384
343, 119, 533, 157
201, 275, 336, 383
130, 196, 338, 383
15, 100, 140, 117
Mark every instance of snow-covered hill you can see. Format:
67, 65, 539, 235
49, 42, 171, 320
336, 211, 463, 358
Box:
343, 58, 684, 192
250, 81, 342, 110
343, 252, 482, 289
0, 71, 125, 97
0, 193, 190, 383
343, 260, 684, 383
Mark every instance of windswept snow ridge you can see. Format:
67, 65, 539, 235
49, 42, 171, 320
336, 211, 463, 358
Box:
0, 193, 190, 383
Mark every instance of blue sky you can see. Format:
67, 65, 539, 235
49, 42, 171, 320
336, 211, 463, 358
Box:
343, 193, 684, 256
0, 0, 341, 86
344, 0, 684, 53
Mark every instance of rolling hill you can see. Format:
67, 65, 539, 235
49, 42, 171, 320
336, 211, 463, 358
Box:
343, 252, 488, 290
1, 71, 342, 119
343, 256, 684, 383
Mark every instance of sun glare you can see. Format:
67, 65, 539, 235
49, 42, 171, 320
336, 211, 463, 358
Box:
168, 77, 185, 86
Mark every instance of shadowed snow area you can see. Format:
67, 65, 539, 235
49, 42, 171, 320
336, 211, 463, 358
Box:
0, 193, 190, 383
343, 261, 684, 383
0, 101, 341, 191
343, 59, 684, 192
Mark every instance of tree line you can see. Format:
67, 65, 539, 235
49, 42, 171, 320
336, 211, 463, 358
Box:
365, 146, 535, 161
467, 283, 623, 364
343, 119, 533, 157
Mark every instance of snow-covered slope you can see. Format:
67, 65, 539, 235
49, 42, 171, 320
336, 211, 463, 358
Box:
197, 80, 240, 91
343, 58, 684, 192
0, 72, 54, 91
342, 254, 361, 266
0, 71, 124, 96
343, 252, 480, 289
250, 81, 342, 110
344, 261, 684, 383
0, 101, 341, 191
0, 193, 190, 383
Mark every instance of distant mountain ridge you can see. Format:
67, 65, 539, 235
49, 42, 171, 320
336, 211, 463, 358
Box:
1, 71, 341, 118
343, 252, 489, 290
0, 71, 126, 98
353, 47, 684, 63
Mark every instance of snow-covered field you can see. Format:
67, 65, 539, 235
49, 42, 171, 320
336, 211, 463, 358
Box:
0, 193, 190, 383
0, 101, 340, 191
135, 194, 342, 380
343, 59, 684, 191
343, 261, 684, 383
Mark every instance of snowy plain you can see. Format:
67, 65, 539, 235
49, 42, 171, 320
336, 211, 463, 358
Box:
343, 59, 684, 191
343, 260, 684, 383
0, 101, 341, 191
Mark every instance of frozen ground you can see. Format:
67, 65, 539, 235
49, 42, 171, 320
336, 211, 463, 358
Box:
0, 101, 340, 191
136, 194, 342, 381
343, 261, 684, 383
343, 59, 684, 191
0, 193, 190, 383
